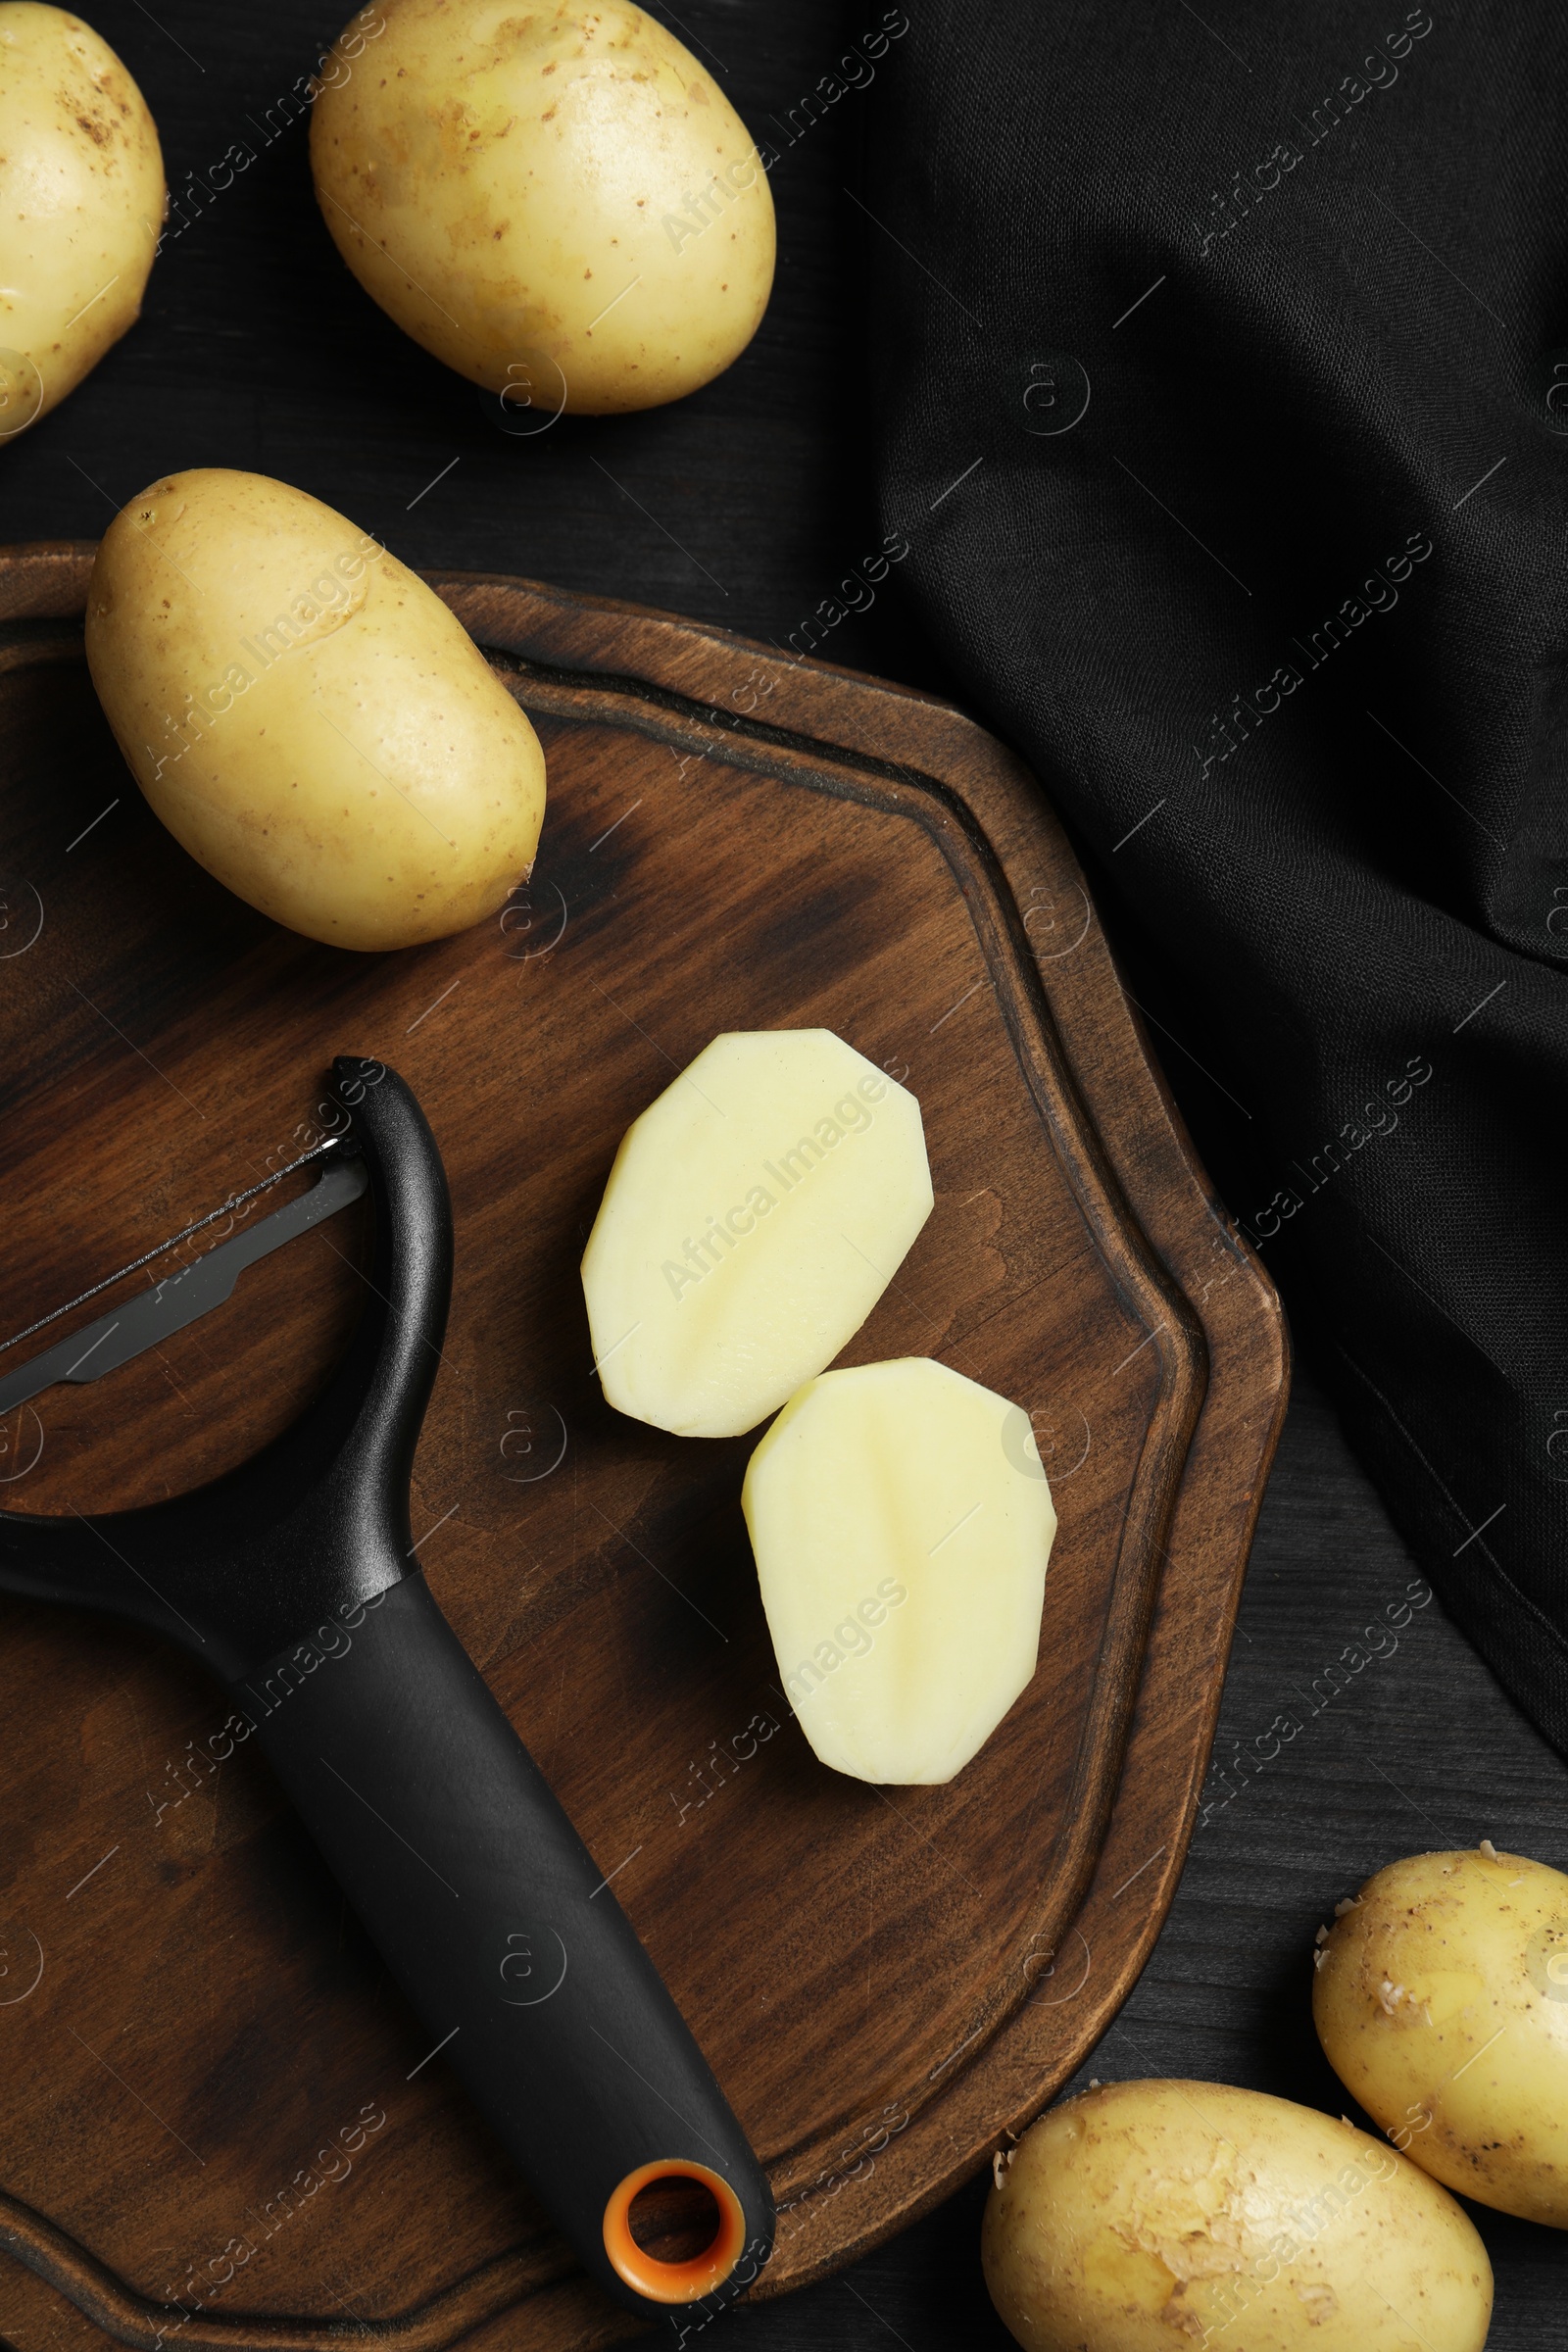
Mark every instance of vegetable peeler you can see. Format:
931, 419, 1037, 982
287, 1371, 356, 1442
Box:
0, 1057, 773, 2329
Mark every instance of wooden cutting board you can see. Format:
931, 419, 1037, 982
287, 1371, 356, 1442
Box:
0, 548, 1287, 2352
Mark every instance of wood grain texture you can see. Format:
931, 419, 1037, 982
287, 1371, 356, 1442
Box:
0, 549, 1286, 2352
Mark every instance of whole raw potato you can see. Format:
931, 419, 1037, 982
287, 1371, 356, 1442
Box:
0, 3, 164, 437
1315, 1843, 1568, 2225
310, 0, 775, 414
84, 468, 546, 951
982, 2081, 1492, 2352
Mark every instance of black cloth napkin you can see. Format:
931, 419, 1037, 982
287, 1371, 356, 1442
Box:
863, 1, 1568, 1748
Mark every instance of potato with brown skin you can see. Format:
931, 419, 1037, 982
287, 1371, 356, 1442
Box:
982, 2080, 1492, 2352
0, 3, 164, 437
1315, 1843, 1568, 2225
309, 0, 775, 415
85, 468, 546, 952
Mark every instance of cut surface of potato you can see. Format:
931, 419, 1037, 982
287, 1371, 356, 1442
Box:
1315, 1844, 1568, 2226
581, 1030, 931, 1438
0, 3, 165, 437
84, 467, 546, 951
743, 1357, 1054, 1784
982, 2080, 1493, 2352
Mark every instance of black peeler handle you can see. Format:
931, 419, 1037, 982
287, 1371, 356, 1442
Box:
0, 1058, 773, 2328
236, 1575, 772, 2324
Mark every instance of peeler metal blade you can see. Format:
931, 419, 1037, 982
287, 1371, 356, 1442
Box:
0, 1152, 368, 1418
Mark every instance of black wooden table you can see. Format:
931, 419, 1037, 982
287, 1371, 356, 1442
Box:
3, 4, 1561, 2341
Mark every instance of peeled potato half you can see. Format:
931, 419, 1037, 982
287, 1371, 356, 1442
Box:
581, 1029, 931, 1438
744, 1358, 1055, 1785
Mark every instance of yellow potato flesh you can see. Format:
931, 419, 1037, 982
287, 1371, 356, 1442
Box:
982, 2080, 1492, 2352
310, 0, 775, 415
1315, 1844, 1568, 2225
743, 1358, 1054, 1785
84, 468, 546, 951
581, 1030, 931, 1439
0, 2, 164, 436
